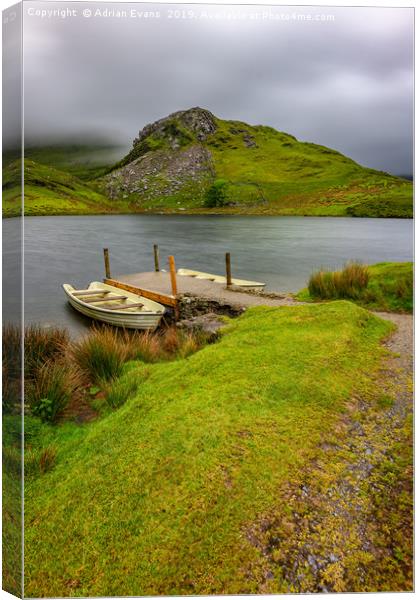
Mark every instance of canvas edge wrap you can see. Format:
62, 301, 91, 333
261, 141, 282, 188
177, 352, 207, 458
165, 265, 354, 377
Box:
2, 2, 24, 597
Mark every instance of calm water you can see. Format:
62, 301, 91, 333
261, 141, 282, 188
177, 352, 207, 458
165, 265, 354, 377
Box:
3, 215, 413, 334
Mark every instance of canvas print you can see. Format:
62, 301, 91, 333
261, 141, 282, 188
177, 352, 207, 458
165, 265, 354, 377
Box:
2, 1, 414, 597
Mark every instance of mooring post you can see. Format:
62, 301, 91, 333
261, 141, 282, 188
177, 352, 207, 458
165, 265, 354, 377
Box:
168, 255, 178, 296
153, 244, 160, 272
225, 252, 232, 287
168, 255, 180, 320
103, 248, 111, 279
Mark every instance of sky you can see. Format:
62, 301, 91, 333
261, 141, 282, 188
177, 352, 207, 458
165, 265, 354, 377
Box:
7, 1, 414, 174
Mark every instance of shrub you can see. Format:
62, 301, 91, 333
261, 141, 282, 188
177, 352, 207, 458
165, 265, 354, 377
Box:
204, 179, 230, 208
308, 262, 369, 300
27, 360, 81, 423
70, 326, 128, 383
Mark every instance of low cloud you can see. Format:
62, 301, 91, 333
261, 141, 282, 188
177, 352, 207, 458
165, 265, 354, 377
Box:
10, 2, 414, 174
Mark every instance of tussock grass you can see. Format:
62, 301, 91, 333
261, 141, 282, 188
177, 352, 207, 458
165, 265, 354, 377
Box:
4, 322, 209, 420
105, 372, 148, 409
2, 324, 69, 414
122, 329, 163, 363
27, 360, 82, 423
70, 327, 128, 384
300, 261, 413, 313
70, 325, 206, 384
24, 325, 69, 379
308, 262, 369, 300
2, 324, 22, 414
25, 445, 57, 476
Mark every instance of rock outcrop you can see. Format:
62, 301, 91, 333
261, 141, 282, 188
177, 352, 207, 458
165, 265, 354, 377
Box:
100, 107, 217, 205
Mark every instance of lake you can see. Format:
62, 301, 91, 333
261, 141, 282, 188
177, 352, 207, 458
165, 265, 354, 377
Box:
3, 215, 413, 334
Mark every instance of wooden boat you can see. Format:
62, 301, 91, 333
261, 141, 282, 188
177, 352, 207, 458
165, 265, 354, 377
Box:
177, 268, 266, 288
63, 281, 165, 329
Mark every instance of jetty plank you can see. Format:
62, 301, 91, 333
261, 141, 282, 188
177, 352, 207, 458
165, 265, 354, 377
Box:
112, 271, 298, 310
103, 278, 178, 308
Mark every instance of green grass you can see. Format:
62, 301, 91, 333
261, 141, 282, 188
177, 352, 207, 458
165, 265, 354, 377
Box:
24, 302, 393, 596
3, 114, 413, 217
100, 116, 412, 217
3, 143, 128, 180
2, 416, 22, 597
298, 262, 413, 313
2, 159, 136, 218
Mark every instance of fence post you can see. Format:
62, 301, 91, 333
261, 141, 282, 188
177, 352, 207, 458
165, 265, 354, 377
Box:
225, 252, 232, 287
153, 244, 160, 272
103, 248, 111, 279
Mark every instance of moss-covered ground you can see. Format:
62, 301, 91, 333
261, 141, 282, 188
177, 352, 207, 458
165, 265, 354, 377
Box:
22, 302, 412, 596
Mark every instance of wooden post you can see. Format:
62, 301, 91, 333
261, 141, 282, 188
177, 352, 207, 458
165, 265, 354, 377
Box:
168, 255, 178, 296
103, 248, 111, 279
153, 244, 160, 272
168, 255, 179, 320
225, 252, 232, 287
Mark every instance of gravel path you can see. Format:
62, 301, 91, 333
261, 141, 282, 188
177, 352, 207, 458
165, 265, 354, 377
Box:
245, 310, 413, 593
374, 311, 413, 358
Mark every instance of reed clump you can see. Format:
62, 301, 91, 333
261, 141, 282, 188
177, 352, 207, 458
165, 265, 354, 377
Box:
25, 325, 69, 379
3, 322, 212, 422
308, 262, 369, 300
70, 326, 128, 384
2, 324, 69, 415
26, 360, 82, 423
104, 373, 147, 409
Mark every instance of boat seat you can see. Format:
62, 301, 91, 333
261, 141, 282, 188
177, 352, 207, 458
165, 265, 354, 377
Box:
73, 289, 111, 297
106, 302, 144, 311
84, 295, 128, 304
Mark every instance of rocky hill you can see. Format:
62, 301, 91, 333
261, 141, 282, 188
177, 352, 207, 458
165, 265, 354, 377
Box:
97, 107, 412, 217
3, 108, 412, 217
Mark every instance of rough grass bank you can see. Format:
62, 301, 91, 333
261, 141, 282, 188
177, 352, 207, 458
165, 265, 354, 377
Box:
22, 302, 413, 596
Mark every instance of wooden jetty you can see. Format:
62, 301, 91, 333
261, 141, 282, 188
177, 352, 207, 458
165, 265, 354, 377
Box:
101, 247, 294, 319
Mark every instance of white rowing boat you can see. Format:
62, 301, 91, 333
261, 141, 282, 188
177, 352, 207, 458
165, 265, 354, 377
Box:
177, 268, 266, 288
63, 281, 165, 329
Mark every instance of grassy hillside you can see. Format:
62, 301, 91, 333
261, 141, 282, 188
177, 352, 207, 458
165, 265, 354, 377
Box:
23, 302, 403, 596
99, 108, 413, 217
3, 143, 127, 180
297, 262, 413, 313
2, 159, 133, 217
2, 109, 412, 217
206, 118, 412, 216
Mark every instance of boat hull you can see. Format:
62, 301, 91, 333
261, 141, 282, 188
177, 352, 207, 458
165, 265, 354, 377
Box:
63, 282, 165, 330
